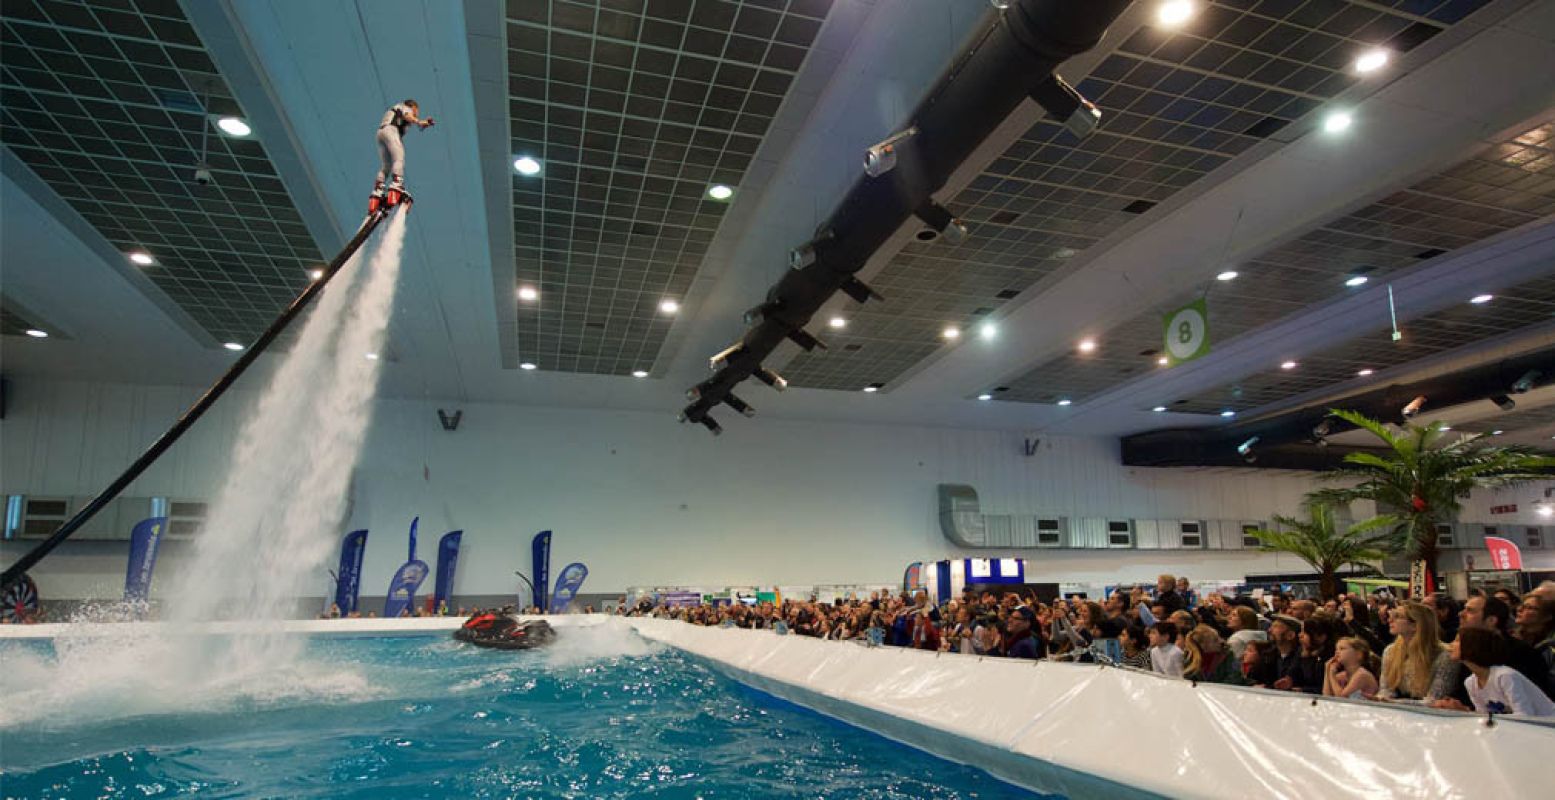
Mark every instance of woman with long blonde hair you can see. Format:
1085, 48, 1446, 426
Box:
1182, 624, 1240, 684
1378, 602, 1446, 700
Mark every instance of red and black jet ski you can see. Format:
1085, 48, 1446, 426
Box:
454, 608, 556, 650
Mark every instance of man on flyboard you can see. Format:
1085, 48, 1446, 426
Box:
369, 98, 434, 213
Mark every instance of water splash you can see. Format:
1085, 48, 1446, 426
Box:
0, 211, 408, 729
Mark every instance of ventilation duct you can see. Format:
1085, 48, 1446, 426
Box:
1123, 347, 1555, 469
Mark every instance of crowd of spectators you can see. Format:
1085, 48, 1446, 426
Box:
620, 575, 1555, 718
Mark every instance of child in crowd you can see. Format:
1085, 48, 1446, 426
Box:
1323, 637, 1378, 700
1455, 626, 1555, 717
1148, 621, 1184, 678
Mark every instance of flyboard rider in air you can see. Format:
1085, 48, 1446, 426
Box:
369, 98, 434, 213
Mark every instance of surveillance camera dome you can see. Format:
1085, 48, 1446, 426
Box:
193, 166, 213, 186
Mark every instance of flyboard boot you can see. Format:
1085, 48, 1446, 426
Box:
367, 180, 386, 214
384, 176, 412, 210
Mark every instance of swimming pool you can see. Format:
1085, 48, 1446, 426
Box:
0, 623, 1045, 799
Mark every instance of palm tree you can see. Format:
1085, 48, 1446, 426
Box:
1308, 408, 1555, 581
1248, 503, 1391, 600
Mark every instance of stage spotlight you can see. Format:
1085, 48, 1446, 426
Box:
1237, 436, 1260, 464
1312, 419, 1333, 447
1401, 395, 1426, 419
1512, 370, 1542, 394
1491, 394, 1515, 411
914, 200, 968, 244
863, 126, 917, 178
755, 367, 788, 392
1030, 74, 1101, 139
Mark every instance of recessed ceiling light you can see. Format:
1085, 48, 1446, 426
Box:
24, 329, 48, 338
1157, 356, 1170, 366
518, 286, 538, 301
829, 316, 847, 329
707, 184, 734, 200
1216, 270, 1238, 281
1153, 405, 1167, 412
1057, 399, 1072, 406
1280, 360, 1297, 370
632, 369, 649, 378
942, 326, 961, 340
1440, 425, 1452, 432
365, 353, 379, 361
223, 342, 244, 351
979, 322, 997, 340
216, 117, 251, 137
513, 156, 542, 176
128, 251, 155, 266
1078, 339, 1097, 353
1354, 49, 1389, 74
1357, 368, 1374, 377
1220, 410, 1236, 418
1491, 430, 1504, 436
520, 362, 537, 370
1345, 275, 1369, 287
1054, 247, 1078, 258
1157, 0, 1196, 27
977, 393, 992, 401
1323, 111, 1353, 133
862, 386, 878, 393
659, 299, 680, 314
1471, 294, 1493, 304
308, 268, 324, 280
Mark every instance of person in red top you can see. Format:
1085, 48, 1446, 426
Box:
911, 606, 941, 650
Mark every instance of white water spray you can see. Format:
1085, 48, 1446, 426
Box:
0, 211, 408, 728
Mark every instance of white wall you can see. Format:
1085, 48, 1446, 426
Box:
4, 378, 1551, 601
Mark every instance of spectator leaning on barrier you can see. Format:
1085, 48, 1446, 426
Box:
1323, 636, 1379, 700
1513, 593, 1555, 691
1254, 615, 1309, 692
1430, 595, 1555, 711
1378, 602, 1446, 701
1005, 606, 1041, 659
1148, 621, 1184, 678
1225, 605, 1268, 660
1452, 626, 1555, 717
1182, 625, 1240, 684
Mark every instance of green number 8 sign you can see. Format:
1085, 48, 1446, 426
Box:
1163, 300, 1209, 363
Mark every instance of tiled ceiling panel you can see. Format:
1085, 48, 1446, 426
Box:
507, 0, 834, 374
0, 0, 324, 346
782, 0, 1491, 391
997, 118, 1555, 407
1169, 273, 1555, 416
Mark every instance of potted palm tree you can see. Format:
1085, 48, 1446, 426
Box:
1248, 503, 1391, 600
1307, 409, 1554, 582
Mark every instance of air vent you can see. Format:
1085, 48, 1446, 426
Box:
996, 289, 1020, 300
1435, 522, 1455, 548
631, 222, 660, 237
1107, 520, 1134, 548
915, 229, 939, 241
1036, 517, 1063, 547
25, 498, 67, 516
866, 381, 884, 391
993, 386, 1009, 393
1179, 520, 1203, 548
1416, 248, 1446, 260
988, 209, 1021, 225
1241, 523, 1262, 548
971, 307, 994, 316
1389, 22, 1441, 54
843, 343, 862, 352
1527, 527, 1543, 549
153, 88, 205, 113
1122, 199, 1156, 214
1242, 116, 1287, 139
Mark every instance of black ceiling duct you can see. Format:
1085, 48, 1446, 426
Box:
680, 0, 1133, 434
1122, 346, 1555, 470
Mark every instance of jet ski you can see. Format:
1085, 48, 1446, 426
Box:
454, 608, 556, 650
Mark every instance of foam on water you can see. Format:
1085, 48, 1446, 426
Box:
0, 211, 408, 730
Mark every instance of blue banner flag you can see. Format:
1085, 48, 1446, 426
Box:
433, 530, 462, 608
123, 516, 168, 603
549, 562, 589, 613
335, 529, 368, 615
407, 516, 419, 562
382, 560, 429, 618
531, 530, 552, 612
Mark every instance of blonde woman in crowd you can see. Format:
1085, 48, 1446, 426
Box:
1378, 602, 1446, 701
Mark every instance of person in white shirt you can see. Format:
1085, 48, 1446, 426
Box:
1148, 621, 1184, 678
373, 99, 434, 199
1457, 627, 1555, 717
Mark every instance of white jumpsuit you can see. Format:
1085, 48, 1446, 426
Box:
375, 103, 412, 185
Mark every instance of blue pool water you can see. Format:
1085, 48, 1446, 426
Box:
1, 625, 1045, 798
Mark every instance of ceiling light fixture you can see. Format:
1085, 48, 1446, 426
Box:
1157, 356, 1170, 366
1157, 0, 1196, 27
707, 184, 734, 200
863, 386, 879, 393
977, 393, 992, 401
1471, 294, 1493, 304
1440, 425, 1452, 432
365, 353, 379, 361
1057, 399, 1072, 406
518, 286, 538, 301
829, 316, 847, 329
659, 299, 680, 314
520, 362, 537, 370
1323, 111, 1353, 133
216, 117, 251, 137
943, 326, 961, 340
223, 342, 244, 351
1220, 410, 1236, 418
24, 329, 47, 338
308, 269, 324, 280
979, 322, 997, 340
128, 251, 155, 266
1153, 405, 1167, 412
1357, 368, 1374, 377
1216, 270, 1238, 281
513, 156, 542, 176
1491, 430, 1504, 436
1078, 339, 1097, 353
632, 370, 649, 378
1345, 275, 1369, 287
1281, 360, 1297, 370
1354, 49, 1389, 74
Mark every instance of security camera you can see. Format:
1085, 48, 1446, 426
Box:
1401, 395, 1426, 419
193, 166, 213, 186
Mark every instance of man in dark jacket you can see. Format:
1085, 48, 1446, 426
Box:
1006, 606, 1041, 659
1253, 616, 1315, 692
1433, 595, 1553, 709
1155, 573, 1186, 614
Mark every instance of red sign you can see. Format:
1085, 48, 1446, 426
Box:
1484, 536, 1523, 571
1490, 504, 1518, 515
